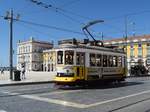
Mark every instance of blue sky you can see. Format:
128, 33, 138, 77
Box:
1, 0, 150, 66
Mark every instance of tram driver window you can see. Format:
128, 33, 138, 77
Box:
96, 54, 101, 67
90, 54, 96, 66
108, 56, 113, 67
57, 51, 63, 64
76, 53, 80, 65
65, 51, 74, 65
113, 56, 117, 67
76, 52, 85, 65
103, 55, 107, 67
118, 56, 122, 67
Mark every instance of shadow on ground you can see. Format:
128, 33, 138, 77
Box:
58, 81, 144, 90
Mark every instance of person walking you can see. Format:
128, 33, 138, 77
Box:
21, 67, 26, 80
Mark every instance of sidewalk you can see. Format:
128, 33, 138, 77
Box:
0, 71, 56, 86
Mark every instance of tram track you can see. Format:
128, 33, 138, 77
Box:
108, 96, 150, 112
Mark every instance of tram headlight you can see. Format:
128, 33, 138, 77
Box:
66, 70, 69, 73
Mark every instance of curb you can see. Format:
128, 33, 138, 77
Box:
0, 81, 55, 87
127, 75, 150, 78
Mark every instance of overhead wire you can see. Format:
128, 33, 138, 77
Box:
17, 21, 58, 39
18, 19, 103, 39
0, 13, 102, 39
59, 0, 82, 8
3, 1, 150, 40
26, 0, 104, 40
18, 19, 84, 35
27, 0, 130, 40
27, 0, 92, 22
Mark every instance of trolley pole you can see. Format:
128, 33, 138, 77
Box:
4, 9, 19, 80
124, 15, 128, 76
124, 15, 128, 52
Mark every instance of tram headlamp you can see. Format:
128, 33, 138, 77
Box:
66, 70, 69, 73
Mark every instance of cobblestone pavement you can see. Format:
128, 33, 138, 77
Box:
0, 78, 150, 112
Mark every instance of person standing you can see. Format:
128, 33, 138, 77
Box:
1, 69, 4, 74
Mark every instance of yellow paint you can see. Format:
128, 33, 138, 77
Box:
54, 77, 76, 82
43, 53, 46, 61
54, 65, 127, 83
73, 66, 85, 80
127, 45, 130, 58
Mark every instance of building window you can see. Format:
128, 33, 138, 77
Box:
130, 43, 134, 48
138, 48, 142, 57
130, 43, 134, 58
138, 42, 142, 57
138, 43, 141, 47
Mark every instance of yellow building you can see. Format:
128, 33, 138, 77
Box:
104, 35, 150, 72
43, 49, 56, 72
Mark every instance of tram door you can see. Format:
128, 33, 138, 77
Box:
76, 52, 85, 80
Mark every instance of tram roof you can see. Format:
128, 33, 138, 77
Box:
43, 43, 125, 54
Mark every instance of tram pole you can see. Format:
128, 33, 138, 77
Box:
125, 15, 128, 53
6, 9, 14, 80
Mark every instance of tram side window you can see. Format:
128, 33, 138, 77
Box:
103, 55, 107, 67
90, 54, 96, 66
81, 53, 85, 65
76, 53, 80, 65
96, 54, 101, 67
57, 51, 63, 64
108, 56, 113, 67
76, 52, 85, 65
65, 51, 74, 65
118, 56, 122, 67
112, 56, 117, 67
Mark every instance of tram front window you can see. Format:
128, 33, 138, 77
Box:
65, 50, 74, 65
76, 52, 85, 65
57, 51, 63, 64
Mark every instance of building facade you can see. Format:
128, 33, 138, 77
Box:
17, 37, 53, 71
104, 35, 150, 72
43, 49, 56, 72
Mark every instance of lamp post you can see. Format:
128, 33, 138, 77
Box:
4, 10, 14, 80
4, 9, 20, 80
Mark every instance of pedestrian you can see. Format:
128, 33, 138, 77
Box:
1, 69, 4, 74
21, 67, 26, 79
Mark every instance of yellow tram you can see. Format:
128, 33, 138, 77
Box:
53, 39, 127, 85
